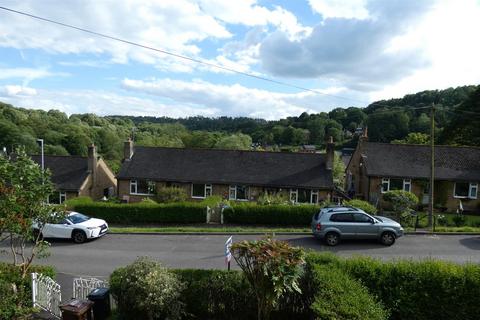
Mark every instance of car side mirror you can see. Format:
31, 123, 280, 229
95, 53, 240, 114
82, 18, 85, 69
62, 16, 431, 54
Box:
370, 219, 375, 224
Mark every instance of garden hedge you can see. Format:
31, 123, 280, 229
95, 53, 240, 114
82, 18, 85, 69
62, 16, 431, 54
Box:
0, 263, 55, 319
307, 253, 480, 320
223, 203, 319, 226
67, 198, 207, 224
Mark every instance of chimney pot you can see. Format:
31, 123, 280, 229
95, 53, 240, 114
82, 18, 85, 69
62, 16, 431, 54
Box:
124, 139, 134, 160
326, 137, 335, 170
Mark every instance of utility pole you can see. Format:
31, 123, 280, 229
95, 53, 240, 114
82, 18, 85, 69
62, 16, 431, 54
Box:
428, 104, 435, 228
36, 139, 44, 184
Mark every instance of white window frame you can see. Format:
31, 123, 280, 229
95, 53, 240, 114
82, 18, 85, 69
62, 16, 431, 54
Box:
381, 178, 412, 193
130, 179, 156, 196
290, 189, 318, 204
311, 190, 319, 204
59, 192, 66, 204
290, 189, 298, 203
191, 184, 212, 199
454, 182, 478, 199
229, 185, 249, 201
47, 191, 66, 204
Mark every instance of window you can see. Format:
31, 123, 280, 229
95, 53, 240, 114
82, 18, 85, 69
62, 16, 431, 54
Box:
229, 185, 249, 201
290, 189, 319, 204
48, 191, 66, 204
290, 189, 298, 202
330, 213, 354, 222
311, 190, 319, 204
454, 182, 478, 199
130, 180, 156, 195
381, 178, 412, 193
191, 184, 212, 199
353, 213, 372, 223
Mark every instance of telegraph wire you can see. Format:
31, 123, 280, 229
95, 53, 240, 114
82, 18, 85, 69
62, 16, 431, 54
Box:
0, 5, 428, 111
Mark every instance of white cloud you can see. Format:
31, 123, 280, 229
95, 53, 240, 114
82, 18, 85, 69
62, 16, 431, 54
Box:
0, 0, 231, 71
0, 85, 37, 96
0, 67, 64, 81
0, 0, 310, 74
370, 0, 480, 100
0, 87, 219, 118
121, 78, 367, 119
198, 0, 311, 40
308, 0, 370, 20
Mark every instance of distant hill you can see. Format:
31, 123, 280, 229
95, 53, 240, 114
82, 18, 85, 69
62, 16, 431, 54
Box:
1, 84, 479, 172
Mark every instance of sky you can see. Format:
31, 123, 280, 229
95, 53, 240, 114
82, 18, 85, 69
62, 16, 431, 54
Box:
0, 0, 479, 120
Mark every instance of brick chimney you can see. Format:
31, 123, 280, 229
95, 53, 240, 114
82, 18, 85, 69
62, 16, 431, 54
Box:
326, 136, 335, 170
359, 127, 368, 145
88, 144, 97, 184
124, 138, 134, 161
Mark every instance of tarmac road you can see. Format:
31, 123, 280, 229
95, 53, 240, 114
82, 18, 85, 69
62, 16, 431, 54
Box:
2, 233, 480, 298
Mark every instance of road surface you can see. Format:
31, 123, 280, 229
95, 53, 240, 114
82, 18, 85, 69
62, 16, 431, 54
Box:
2, 233, 479, 298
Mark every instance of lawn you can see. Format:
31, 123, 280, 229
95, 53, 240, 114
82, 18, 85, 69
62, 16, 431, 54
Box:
110, 224, 311, 233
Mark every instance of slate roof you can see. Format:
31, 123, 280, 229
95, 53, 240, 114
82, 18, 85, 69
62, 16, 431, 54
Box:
361, 142, 480, 181
117, 147, 333, 189
31, 155, 90, 191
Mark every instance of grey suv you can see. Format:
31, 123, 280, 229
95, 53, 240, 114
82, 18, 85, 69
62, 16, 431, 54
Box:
311, 206, 404, 246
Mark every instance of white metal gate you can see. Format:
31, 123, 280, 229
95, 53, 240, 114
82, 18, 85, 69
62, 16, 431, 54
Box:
31, 272, 62, 318
73, 277, 109, 300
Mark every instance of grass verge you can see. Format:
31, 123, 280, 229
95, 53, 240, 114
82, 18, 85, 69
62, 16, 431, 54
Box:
110, 225, 311, 233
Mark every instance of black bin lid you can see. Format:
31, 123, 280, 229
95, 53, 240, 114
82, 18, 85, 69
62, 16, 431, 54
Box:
87, 287, 109, 299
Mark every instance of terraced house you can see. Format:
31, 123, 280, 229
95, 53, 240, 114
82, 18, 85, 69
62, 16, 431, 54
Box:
346, 134, 480, 213
117, 139, 336, 204
31, 144, 117, 203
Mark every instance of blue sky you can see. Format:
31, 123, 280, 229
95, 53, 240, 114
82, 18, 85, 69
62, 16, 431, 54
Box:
0, 0, 479, 119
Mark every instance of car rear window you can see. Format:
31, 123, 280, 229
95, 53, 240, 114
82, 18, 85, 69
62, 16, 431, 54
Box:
330, 213, 354, 222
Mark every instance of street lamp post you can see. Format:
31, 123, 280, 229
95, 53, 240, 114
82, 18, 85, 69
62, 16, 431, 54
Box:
36, 139, 44, 183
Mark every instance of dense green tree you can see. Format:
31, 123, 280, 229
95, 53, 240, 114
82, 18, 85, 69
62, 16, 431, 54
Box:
441, 87, 480, 146
214, 133, 252, 150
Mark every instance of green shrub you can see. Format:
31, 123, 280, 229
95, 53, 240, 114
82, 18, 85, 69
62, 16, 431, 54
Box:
156, 187, 187, 203
223, 203, 319, 225
110, 257, 185, 320
306, 252, 480, 320
257, 192, 289, 205
201, 195, 224, 207
0, 263, 55, 319
172, 269, 309, 320
383, 190, 418, 215
173, 269, 256, 320
343, 199, 377, 215
453, 213, 466, 227
68, 198, 206, 224
310, 265, 388, 320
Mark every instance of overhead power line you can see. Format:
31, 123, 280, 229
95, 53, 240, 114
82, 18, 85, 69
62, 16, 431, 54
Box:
0, 5, 416, 111
0, 6, 366, 104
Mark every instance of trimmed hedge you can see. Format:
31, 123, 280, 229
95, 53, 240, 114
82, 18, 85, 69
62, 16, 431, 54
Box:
223, 203, 319, 225
307, 253, 480, 320
173, 269, 256, 320
67, 198, 206, 224
172, 269, 310, 319
0, 263, 55, 319
310, 265, 388, 320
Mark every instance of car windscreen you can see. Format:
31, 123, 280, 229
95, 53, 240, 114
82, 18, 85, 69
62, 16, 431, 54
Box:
373, 216, 383, 222
68, 213, 91, 224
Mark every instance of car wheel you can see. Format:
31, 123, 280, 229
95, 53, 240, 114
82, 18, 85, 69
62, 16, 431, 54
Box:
72, 230, 87, 244
325, 232, 340, 246
380, 232, 396, 246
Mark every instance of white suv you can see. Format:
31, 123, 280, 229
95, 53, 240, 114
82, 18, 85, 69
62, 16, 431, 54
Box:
33, 212, 108, 243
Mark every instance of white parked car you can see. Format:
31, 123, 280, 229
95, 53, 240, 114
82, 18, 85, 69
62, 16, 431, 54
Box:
33, 212, 108, 243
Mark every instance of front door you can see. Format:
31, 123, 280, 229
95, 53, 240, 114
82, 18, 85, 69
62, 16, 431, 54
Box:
353, 213, 378, 238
